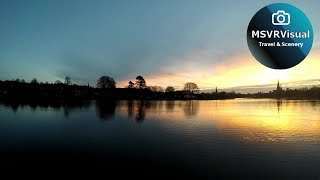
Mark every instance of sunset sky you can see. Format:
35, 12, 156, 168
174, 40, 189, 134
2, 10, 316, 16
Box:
0, 0, 319, 91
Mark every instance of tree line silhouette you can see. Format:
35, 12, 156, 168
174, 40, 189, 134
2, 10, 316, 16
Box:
0, 75, 241, 102
1, 75, 320, 102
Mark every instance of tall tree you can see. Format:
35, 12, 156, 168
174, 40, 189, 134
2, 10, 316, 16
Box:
128, 81, 134, 88
135, 76, 147, 89
97, 76, 116, 89
64, 76, 72, 85
165, 86, 175, 92
183, 82, 199, 94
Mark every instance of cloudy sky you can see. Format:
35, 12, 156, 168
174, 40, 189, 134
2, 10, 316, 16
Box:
0, 0, 319, 90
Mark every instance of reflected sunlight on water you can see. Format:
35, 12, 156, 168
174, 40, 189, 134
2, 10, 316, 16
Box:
116, 99, 320, 143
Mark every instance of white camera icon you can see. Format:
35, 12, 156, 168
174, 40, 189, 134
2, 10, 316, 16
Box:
272, 10, 290, 25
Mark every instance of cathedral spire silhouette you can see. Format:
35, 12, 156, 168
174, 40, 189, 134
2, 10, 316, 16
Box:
276, 79, 282, 99
277, 79, 280, 90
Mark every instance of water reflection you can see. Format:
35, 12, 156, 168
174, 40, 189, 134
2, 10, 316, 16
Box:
182, 100, 199, 117
0, 100, 92, 118
116, 100, 201, 123
2, 99, 320, 143
1, 99, 320, 178
95, 101, 116, 121
209, 99, 320, 143
116, 99, 320, 143
124, 101, 150, 123
165, 101, 175, 112
127, 100, 134, 118
135, 101, 146, 123
277, 99, 282, 114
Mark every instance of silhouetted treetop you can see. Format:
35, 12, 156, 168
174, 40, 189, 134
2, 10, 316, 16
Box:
135, 76, 147, 89
128, 81, 134, 88
55, 80, 63, 84
165, 86, 175, 92
30, 78, 38, 84
97, 76, 116, 89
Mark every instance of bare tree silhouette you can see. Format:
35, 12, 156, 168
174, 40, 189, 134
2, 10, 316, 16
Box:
183, 82, 199, 94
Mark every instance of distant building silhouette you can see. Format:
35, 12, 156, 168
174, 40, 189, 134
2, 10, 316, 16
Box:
274, 80, 283, 99
276, 80, 282, 92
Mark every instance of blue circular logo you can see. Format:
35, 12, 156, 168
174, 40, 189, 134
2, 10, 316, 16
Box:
247, 3, 313, 69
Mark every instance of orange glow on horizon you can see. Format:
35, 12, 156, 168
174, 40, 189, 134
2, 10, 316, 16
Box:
118, 48, 320, 90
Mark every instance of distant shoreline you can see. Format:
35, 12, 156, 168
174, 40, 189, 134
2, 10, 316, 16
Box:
2, 79, 320, 102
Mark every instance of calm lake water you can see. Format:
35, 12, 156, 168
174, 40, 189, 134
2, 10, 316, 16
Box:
1, 99, 320, 179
